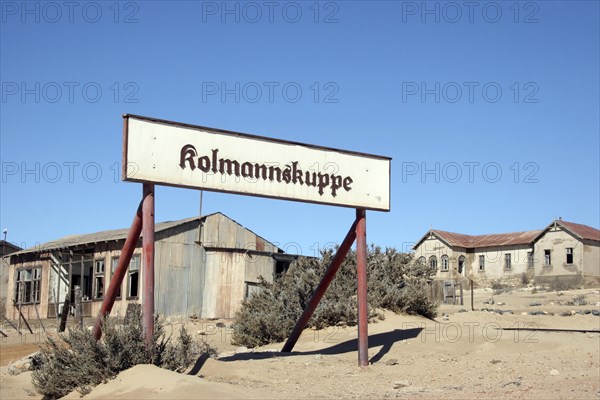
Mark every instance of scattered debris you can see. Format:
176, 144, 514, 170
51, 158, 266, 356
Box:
385, 358, 399, 366
393, 380, 411, 389
7, 352, 41, 376
503, 376, 522, 387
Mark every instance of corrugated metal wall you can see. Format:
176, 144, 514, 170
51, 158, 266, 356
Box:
155, 214, 276, 319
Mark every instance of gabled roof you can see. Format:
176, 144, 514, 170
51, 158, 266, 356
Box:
0, 240, 22, 255
414, 229, 542, 250
535, 220, 600, 243
11, 212, 282, 256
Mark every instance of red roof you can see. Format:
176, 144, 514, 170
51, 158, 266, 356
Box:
555, 220, 600, 242
414, 220, 600, 250
431, 229, 541, 249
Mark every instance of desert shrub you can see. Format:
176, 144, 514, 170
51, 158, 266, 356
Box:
565, 294, 588, 306
32, 308, 214, 399
232, 246, 437, 348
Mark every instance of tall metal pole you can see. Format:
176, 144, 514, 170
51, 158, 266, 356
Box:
282, 217, 358, 353
142, 183, 155, 346
92, 201, 143, 340
356, 208, 369, 367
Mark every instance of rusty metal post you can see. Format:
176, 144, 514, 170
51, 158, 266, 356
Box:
142, 183, 155, 346
282, 217, 358, 353
92, 201, 143, 340
355, 209, 369, 367
470, 279, 474, 311
74, 285, 83, 329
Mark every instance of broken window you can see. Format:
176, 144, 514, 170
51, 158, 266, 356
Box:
111, 256, 122, 299
274, 260, 290, 278
429, 256, 438, 270
417, 256, 426, 265
566, 248, 573, 265
441, 255, 449, 271
479, 255, 485, 271
245, 282, 261, 300
14, 267, 41, 304
94, 259, 105, 299
544, 250, 551, 266
504, 253, 511, 270
128, 254, 141, 298
83, 259, 93, 301
458, 256, 466, 275
527, 251, 534, 268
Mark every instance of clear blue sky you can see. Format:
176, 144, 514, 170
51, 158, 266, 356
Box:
1, 1, 599, 256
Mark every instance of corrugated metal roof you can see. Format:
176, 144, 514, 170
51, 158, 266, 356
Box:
11, 215, 204, 256
432, 229, 541, 249
11, 212, 285, 256
554, 220, 600, 242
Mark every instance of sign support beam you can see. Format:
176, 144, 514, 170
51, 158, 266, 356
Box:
92, 201, 143, 340
142, 183, 155, 346
281, 216, 358, 353
356, 208, 369, 367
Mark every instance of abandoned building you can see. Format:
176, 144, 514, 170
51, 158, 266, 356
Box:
413, 219, 600, 287
1, 240, 22, 309
5, 212, 295, 321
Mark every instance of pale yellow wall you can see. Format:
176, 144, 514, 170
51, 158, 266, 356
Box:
582, 241, 599, 278
414, 234, 533, 285
473, 245, 532, 282
413, 235, 468, 280
534, 226, 583, 279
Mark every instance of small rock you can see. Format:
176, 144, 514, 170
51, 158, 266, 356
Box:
529, 302, 542, 307
385, 358, 399, 366
504, 310, 514, 314
489, 298, 495, 305
592, 310, 600, 316
497, 302, 506, 306
559, 311, 572, 317
393, 380, 411, 389
458, 309, 467, 313
490, 359, 502, 364
549, 369, 560, 376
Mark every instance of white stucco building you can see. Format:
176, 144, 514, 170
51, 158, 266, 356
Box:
413, 219, 600, 287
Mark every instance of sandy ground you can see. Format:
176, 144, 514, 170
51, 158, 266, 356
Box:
1, 287, 599, 399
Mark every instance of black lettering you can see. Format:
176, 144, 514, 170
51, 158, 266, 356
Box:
198, 155, 211, 172
241, 162, 254, 178
219, 158, 240, 176
343, 176, 353, 191
179, 144, 197, 170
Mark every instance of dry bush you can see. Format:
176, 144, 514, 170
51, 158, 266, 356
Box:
232, 246, 437, 348
32, 307, 215, 399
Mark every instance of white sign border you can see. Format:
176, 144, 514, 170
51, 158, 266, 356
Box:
122, 114, 391, 211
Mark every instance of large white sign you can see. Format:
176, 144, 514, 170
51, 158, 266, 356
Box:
123, 115, 391, 211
